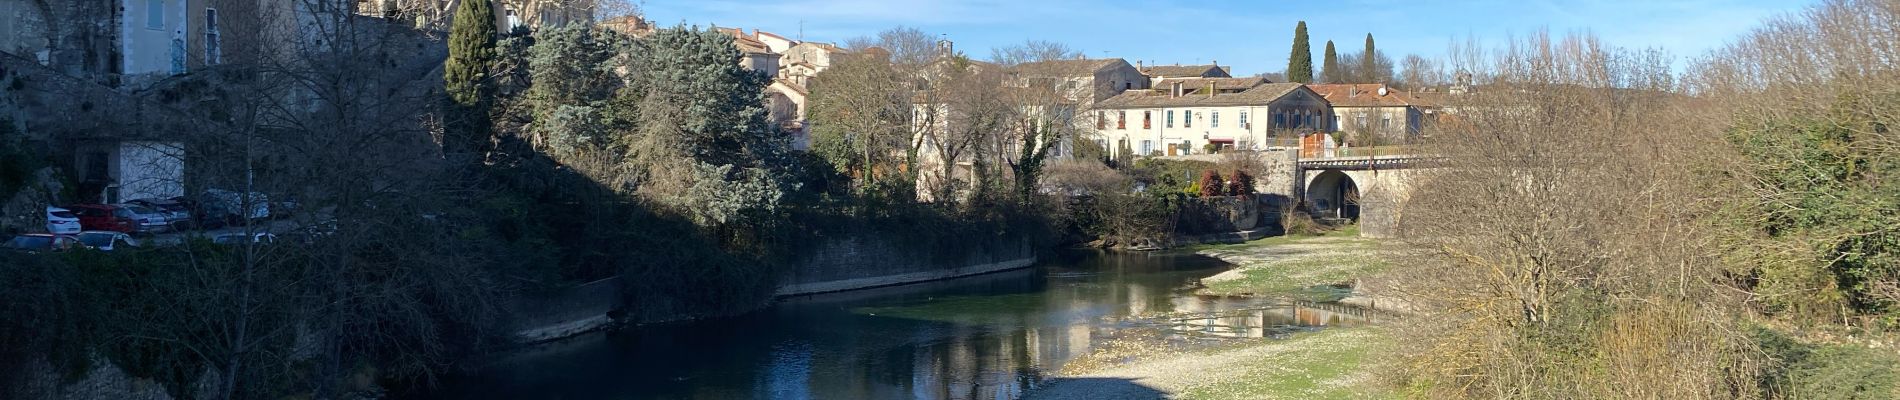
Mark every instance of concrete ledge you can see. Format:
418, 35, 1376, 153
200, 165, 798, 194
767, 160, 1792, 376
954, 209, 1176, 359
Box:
1170, 228, 1277, 247
775, 256, 1039, 297
513, 314, 613, 344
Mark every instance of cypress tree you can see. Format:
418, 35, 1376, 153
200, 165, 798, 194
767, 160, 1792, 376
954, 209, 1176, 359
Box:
1362, 33, 1377, 83
1322, 40, 1339, 83
1287, 21, 1313, 83
445, 0, 498, 155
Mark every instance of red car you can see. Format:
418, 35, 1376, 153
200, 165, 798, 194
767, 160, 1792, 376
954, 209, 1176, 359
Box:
65, 204, 139, 233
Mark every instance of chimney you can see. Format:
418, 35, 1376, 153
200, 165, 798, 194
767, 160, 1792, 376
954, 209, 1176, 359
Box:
1137, 60, 1144, 69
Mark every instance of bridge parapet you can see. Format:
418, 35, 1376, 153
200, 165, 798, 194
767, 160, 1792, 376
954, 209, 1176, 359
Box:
1296, 154, 1441, 170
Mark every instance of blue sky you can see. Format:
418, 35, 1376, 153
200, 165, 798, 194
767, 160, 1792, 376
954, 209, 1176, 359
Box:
642, 0, 1817, 76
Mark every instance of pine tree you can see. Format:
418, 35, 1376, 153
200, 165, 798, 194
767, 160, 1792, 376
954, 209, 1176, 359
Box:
1322, 40, 1339, 83
1287, 21, 1313, 83
444, 0, 498, 156
1362, 34, 1378, 83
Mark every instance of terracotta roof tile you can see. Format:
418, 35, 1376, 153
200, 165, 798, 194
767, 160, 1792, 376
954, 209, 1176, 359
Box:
1096, 82, 1314, 109
1141, 64, 1229, 78
1305, 84, 1433, 107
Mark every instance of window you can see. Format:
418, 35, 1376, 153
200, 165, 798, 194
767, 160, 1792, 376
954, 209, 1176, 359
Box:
148, 0, 165, 29
1357, 113, 1368, 128
1140, 140, 1153, 156
205, 9, 221, 65
1240, 111, 1249, 130
1117, 111, 1126, 130
1124, 82, 1132, 90
1382, 116, 1392, 131
1097, 112, 1106, 130
1143, 111, 1151, 129
1166, 110, 1175, 128
1185, 111, 1193, 128
1212, 111, 1220, 128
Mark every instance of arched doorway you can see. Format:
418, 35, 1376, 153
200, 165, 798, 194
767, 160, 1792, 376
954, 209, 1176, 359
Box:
1307, 170, 1360, 221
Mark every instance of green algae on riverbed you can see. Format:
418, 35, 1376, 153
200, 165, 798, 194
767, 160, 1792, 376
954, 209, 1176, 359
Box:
1192, 228, 1392, 301
1033, 328, 1396, 400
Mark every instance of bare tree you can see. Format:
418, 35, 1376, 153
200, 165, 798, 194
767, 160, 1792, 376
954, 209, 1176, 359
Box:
1390, 30, 1755, 398
1398, 54, 1444, 89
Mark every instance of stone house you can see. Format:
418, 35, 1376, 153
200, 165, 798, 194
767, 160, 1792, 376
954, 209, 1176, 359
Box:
1094, 78, 1331, 158
1305, 83, 1436, 145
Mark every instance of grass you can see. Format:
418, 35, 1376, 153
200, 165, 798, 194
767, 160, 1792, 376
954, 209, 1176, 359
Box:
1192, 225, 1389, 301
1196, 253, 1388, 301
1176, 328, 1396, 400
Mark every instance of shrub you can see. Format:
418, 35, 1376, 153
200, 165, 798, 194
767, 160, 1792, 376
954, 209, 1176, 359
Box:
1229, 170, 1255, 196
1196, 169, 1224, 198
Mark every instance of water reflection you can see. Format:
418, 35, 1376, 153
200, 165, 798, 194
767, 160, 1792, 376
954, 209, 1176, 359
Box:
407, 250, 1377, 400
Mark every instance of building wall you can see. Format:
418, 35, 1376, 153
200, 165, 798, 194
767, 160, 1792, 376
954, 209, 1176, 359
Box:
1094, 91, 1331, 158
0, 0, 54, 64
1331, 105, 1421, 143
120, 0, 190, 81
1090, 61, 1150, 103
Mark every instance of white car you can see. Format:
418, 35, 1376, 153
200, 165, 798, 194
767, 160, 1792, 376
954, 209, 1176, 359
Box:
45, 206, 80, 234
76, 231, 142, 251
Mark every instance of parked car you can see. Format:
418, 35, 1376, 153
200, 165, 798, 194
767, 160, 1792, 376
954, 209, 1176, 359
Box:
168, 196, 228, 230
76, 231, 142, 251
45, 206, 80, 235
116, 204, 173, 234
65, 204, 138, 233
4, 234, 79, 254
211, 232, 276, 245
126, 198, 194, 230
203, 189, 270, 225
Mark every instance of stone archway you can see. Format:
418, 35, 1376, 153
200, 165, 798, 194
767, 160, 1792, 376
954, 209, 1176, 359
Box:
1306, 170, 1360, 221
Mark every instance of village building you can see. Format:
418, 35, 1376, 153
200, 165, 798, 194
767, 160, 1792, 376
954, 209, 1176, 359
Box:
356, 0, 592, 32
1139, 62, 1231, 85
1093, 77, 1331, 157
1305, 83, 1437, 144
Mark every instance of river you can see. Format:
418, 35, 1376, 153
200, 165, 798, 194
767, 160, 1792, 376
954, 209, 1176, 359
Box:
407, 250, 1373, 400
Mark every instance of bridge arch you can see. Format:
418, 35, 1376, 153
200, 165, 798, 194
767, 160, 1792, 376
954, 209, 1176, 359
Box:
1306, 170, 1360, 220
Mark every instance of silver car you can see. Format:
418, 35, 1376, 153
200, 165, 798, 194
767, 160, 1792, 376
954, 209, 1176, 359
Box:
76, 231, 142, 251
116, 204, 173, 234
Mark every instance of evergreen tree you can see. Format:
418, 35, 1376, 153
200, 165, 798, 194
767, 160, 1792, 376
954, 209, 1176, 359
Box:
1287, 21, 1313, 83
1322, 40, 1340, 83
525, 25, 628, 157
1362, 34, 1378, 82
623, 27, 792, 227
445, 0, 498, 156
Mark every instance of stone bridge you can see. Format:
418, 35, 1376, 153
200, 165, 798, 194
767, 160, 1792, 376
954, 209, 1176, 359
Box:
1296, 153, 1439, 238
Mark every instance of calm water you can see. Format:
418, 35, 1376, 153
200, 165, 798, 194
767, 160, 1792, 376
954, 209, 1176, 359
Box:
409, 250, 1372, 400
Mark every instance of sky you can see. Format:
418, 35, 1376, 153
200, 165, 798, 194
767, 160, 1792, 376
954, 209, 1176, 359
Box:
640, 0, 1819, 76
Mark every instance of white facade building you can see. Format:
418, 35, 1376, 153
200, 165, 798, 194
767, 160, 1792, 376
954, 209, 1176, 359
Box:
1093, 78, 1331, 157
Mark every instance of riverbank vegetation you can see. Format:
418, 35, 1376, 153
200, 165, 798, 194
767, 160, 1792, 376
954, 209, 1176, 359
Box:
1383, 0, 1900, 398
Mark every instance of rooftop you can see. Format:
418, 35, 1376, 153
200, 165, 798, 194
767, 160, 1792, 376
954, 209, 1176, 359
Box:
1096, 82, 1312, 109
1305, 84, 1436, 107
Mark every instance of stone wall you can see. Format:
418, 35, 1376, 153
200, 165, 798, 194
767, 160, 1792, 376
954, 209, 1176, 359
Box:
500, 230, 1039, 343
777, 231, 1036, 296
